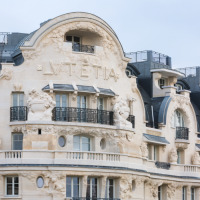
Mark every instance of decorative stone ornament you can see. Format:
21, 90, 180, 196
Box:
0, 68, 13, 80
140, 142, 148, 157
113, 97, 132, 128
27, 89, 56, 121
191, 152, 200, 165
169, 148, 178, 163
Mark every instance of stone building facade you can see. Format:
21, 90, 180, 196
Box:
0, 12, 200, 200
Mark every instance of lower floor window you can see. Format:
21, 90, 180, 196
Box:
6, 176, 19, 196
66, 177, 80, 198
191, 187, 195, 200
86, 177, 98, 199
182, 186, 186, 200
106, 179, 115, 198
158, 186, 162, 200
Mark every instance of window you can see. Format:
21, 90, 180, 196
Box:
5, 176, 19, 196
55, 94, 68, 107
77, 95, 87, 122
126, 70, 131, 77
175, 83, 183, 91
191, 187, 195, 200
182, 187, 187, 200
12, 93, 24, 106
97, 97, 104, 110
177, 150, 184, 164
158, 79, 165, 89
86, 178, 98, 199
12, 133, 23, 150
106, 179, 115, 199
73, 135, 90, 151
158, 186, 162, 200
147, 144, 159, 161
66, 177, 80, 198
174, 110, 184, 127
36, 177, 44, 188
66, 36, 81, 52
58, 136, 66, 147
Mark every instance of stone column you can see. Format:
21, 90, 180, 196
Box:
100, 176, 107, 198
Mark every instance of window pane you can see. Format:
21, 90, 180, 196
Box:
74, 37, 80, 43
14, 177, 18, 184
19, 94, 24, 106
109, 179, 114, 198
56, 95, 60, 107
14, 184, 19, 195
62, 95, 67, 107
66, 36, 72, 42
66, 177, 71, 197
7, 177, 12, 183
13, 94, 18, 106
82, 143, 90, 151
7, 184, 12, 195
86, 178, 90, 198
73, 177, 79, 197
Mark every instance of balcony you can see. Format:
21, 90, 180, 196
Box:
10, 106, 28, 121
52, 107, 114, 125
176, 127, 189, 140
155, 161, 171, 170
72, 44, 94, 54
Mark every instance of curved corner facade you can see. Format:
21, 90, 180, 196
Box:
0, 12, 200, 200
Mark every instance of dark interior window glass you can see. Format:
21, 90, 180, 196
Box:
74, 37, 80, 43
66, 36, 72, 42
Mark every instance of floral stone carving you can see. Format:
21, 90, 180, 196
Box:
140, 142, 148, 157
0, 68, 12, 80
113, 97, 132, 128
27, 89, 55, 121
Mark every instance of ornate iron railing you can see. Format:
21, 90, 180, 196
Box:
127, 115, 135, 128
52, 107, 113, 125
72, 44, 95, 53
72, 198, 120, 200
155, 161, 171, 170
10, 106, 27, 121
176, 127, 189, 140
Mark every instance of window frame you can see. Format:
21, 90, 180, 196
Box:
86, 177, 99, 199
12, 133, 23, 150
191, 187, 195, 200
55, 94, 68, 107
66, 176, 80, 198
182, 186, 187, 200
73, 135, 91, 151
158, 78, 166, 89
12, 92, 24, 107
106, 178, 115, 199
147, 144, 159, 161
5, 176, 19, 197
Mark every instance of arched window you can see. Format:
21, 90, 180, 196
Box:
173, 110, 184, 127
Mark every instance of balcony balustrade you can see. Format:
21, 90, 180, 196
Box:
72, 44, 95, 53
10, 106, 27, 121
176, 127, 189, 140
52, 107, 114, 125
155, 161, 171, 170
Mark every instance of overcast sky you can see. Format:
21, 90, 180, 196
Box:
1, 0, 200, 68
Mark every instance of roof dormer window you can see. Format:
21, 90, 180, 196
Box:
158, 78, 165, 89
66, 36, 81, 52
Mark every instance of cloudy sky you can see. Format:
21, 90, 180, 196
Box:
1, 0, 200, 68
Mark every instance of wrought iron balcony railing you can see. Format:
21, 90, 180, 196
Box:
72, 198, 120, 200
52, 107, 114, 125
176, 127, 189, 140
155, 161, 171, 170
72, 44, 95, 53
10, 106, 28, 121
127, 115, 135, 128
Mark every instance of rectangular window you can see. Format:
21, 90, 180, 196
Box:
97, 97, 104, 110
6, 176, 19, 196
12, 93, 24, 106
73, 136, 90, 151
147, 144, 159, 161
158, 186, 162, 200
12, 133, 23, 150
177, 150, 184, 164
66, 177, 80, 198
191, 187, 195, 200
86, 178, 98, 199
55, 94, 68, 107
106, 179, 115, 198
182, 187, 186, 200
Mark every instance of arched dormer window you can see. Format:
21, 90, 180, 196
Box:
171, 110, 184, 128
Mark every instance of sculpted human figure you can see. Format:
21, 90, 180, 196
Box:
113, 97, 132, 128
192, 152, 200, 165
169, 148, 178, 163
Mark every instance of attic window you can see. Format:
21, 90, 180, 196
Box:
175, 83, 183, 91
158, 79, 165, 89
66, 36, 81, 52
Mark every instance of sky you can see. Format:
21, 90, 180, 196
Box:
1, 0, 200, 68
